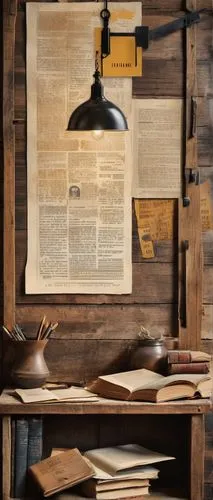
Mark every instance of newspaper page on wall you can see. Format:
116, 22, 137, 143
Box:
132, 99, 182, 198
26, 3, 142, 294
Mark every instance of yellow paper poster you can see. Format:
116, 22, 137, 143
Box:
134, 200, 175, 259
200, 180, 213, 232
135, 200, 175, 241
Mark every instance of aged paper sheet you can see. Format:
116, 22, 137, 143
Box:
200, 180, 213, 231
134, 200, 175, 258
26, 3, 142, 294
132, 99, 182, 198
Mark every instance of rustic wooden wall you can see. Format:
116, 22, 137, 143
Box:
1, 0, 213, 498
13, 0, 213, 379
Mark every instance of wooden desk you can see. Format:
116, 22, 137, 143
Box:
0, 395, 211, 500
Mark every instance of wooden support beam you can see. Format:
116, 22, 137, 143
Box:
178, 0, 202, 349
3, 0, 17, 385
190, 414, 205, 500
2, 416, 11, 500
3, 0, 17, 329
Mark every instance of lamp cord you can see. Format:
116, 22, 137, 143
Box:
95, 51, 99, 73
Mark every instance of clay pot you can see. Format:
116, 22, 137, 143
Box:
129, 338, 168, 375
11, 340, 49, 388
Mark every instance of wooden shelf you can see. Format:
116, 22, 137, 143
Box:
0, 393, 211, 415
1, 399, 211, 500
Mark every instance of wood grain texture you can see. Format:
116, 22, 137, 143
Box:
15, 303, 178, 339
178, 0, 203, 350
2, 416, 11, 500
0, 393, 210, 415
1, 0, 213, 499
15, 261, 177, 304
3, 0, 16, 331
191, 414, 205, 500
202, 305, 213, 339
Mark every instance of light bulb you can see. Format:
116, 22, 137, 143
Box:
91, 129, 105, 140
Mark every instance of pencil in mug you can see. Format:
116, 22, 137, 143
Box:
14, 324, 26, 341
36, 315, 46, 340
42, 322, 59, 340
2, 325, 15, 340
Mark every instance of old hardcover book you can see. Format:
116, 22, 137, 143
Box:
29, 448, 95, 497
10, 418, 16, 498
14, 417, 29, 498
87, 368, 212, 402
168, 362, 210, 375
79, 478, 149, 496
84, 444, 175, 475
27, 417, 43, 467
52, 494, 153, 500
168, 350, 211, 364
80, 485, 149, 499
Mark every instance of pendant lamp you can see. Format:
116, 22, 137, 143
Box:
67, 54, 128, 132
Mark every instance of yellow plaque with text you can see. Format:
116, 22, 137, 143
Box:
95, 28, 142, 77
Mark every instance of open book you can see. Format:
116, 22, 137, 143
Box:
13, 387, 98, 404
86, 368, 212, 402
29, 448, 95, 497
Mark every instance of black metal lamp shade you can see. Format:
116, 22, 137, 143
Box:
67, 70, 128, 131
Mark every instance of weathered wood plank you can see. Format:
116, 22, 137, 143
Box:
4, 338, 134, 383
0, 389, 210, 414
204, 412, 213, 487
198, 127, 213, 166
15, 303, 178, 339
191, 414, 205, 500
2, 416, 11, 500
178, 0, 202, 350
203, 267, 213, 303
3, 0, 17, 332
15, 261, 177, 304
201, 339, 213, 356
202, 305, 213, 340
142, 0, 213, 8
19, 0, 213, 9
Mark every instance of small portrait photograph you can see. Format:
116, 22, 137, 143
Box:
69, 185, 80, 199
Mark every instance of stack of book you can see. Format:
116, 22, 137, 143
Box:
51, 444, 175, 499
11, 416, 43, 498
167, 350, 211, 375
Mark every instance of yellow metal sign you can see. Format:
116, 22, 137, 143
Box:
95, 28, 142, 77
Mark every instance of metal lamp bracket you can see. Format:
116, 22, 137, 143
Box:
100, 6, 212, 64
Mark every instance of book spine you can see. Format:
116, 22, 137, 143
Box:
14, 417, 29, 498
27, 417, 43, 467
10, 418, 16, 498
168, 362, 210, 374
168, 350, 191, 364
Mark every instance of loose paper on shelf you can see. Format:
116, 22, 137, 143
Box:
26, 3, 142, 294
132, 99, 182, 198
